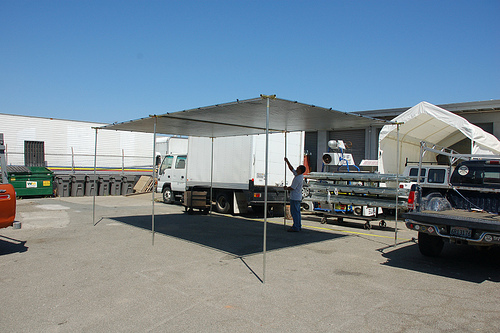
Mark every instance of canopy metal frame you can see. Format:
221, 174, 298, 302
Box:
92, 96, 395, 283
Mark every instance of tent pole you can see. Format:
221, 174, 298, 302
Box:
395, 123, 400, 245
92, 128, 98, 226
260, 94, 276, 283
210, 137, 214, 215
152, 116, 157, 245
263, 96, 272, 283
417, 141, 424, 184
283, 131, 287, 230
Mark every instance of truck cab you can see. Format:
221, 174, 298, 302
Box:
157, 154, 187, 203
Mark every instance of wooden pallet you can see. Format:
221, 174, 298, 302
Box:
131, 176, 153, 194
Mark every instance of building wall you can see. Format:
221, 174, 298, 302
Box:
459, 113, 500, 138
328, 129, 365, 167
0, 114, 155, 171
307, 101, 500, 172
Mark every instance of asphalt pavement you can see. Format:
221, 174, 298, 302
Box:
1, 194, 499, 332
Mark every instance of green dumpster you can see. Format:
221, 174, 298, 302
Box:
7, 166, 54, 197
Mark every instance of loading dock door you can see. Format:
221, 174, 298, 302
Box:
24, 141, 45, 167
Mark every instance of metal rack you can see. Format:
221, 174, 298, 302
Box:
304, 172, 410, 229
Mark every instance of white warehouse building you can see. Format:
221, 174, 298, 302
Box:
0, 113, 155, 174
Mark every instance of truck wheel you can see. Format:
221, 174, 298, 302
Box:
418, 232, 444, 257
423, 192, 452, 211
270, 205, 284, 217
215, 193, 231, 214
162, 187, 173, 204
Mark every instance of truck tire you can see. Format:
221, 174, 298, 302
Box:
162, 186, 173, 204
215, 193, 231, 214
418, 232, 444, 257
271, 204, 285, 217
423, 192, 452, 211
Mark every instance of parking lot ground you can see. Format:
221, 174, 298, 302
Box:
1, 194, 499, 332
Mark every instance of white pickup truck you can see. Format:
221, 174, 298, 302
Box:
399, 165, 453, 191
404, 160, 500, 257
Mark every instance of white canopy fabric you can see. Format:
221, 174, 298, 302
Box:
101, 97, 389, 136
378, 101, 500, 174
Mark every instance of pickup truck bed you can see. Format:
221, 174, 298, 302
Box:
404, 210, 500, 232
404, 159, 500, 256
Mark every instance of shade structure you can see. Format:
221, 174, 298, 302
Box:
378, 101, 500, 174
97, 96, 391, 282
101, 97, 389, 136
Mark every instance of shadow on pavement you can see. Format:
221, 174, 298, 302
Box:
108, 213, 345, 257
379, 241, 500, 283
304, 214, 397, 232
0, 235, 28, 256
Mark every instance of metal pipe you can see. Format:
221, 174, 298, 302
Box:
210, 137, 214, 215
417, 141, 424, 185
283, 131, 287, 230
152, 117, 157, 245
259, 94, 276, 283
0, 133, 8, 184
263, 96, 271, 283
71, 147, 75, 174
395, 123, 400, 244
92, 128, 98, 226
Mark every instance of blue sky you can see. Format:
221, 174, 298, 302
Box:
1, 0, 499, 123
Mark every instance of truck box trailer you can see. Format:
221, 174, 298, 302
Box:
157, 132, 304, 214
155, 136, 188, 161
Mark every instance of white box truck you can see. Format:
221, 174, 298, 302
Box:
155, 136, 188, 162
157, 132, 304, 214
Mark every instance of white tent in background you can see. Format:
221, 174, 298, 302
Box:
378, 101, 500, 174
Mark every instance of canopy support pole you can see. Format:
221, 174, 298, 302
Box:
152, 116, 157, 245
92, 128, 98, 226
263, 97, 269, 283
394, 123, 400, 245
210, 137, 214, 215
283, 131, 288, 230
261, 94, 275, 283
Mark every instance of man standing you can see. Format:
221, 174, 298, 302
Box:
284, 157, 306, 232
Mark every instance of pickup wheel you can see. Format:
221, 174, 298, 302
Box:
418, 232, 444, 257
162, 186, 174, 204
215, 193, 231, 214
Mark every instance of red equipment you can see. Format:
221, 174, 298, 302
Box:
0, 183, 16, 228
